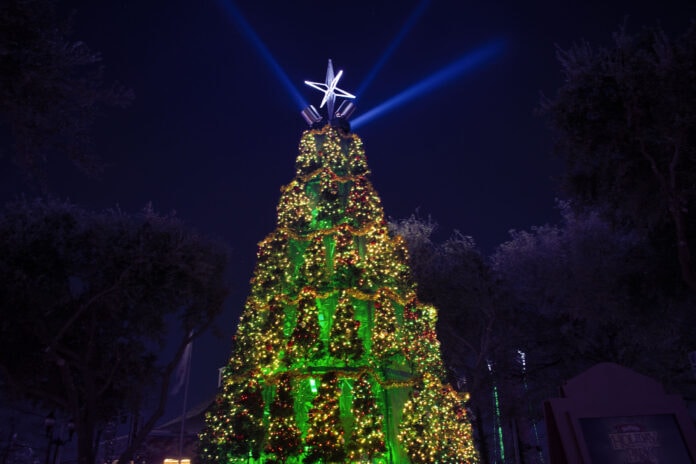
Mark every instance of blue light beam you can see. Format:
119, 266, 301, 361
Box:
216, 0, 307, 110
351, 39, 506, 129
355, 0, 430, 98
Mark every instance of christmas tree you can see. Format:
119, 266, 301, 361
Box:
198, 62, 479, 464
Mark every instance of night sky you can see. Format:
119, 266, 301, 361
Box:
2, 0, 694, 421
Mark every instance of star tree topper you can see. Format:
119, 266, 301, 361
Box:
305, 59, 356, 119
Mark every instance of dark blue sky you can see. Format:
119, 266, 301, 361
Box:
2, 0, 694, 420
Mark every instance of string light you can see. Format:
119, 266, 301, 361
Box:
198, 125, 479, 463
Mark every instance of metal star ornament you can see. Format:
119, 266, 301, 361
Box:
304, 59, 356, 119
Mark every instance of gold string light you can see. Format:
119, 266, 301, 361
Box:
198, 125, 479, 464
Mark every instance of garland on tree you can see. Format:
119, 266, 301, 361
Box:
328, 291, 363, 363
265, 373, 302, 462
304, 372, 346, 463
346, 372, 386, 461
399, 373, 479, 464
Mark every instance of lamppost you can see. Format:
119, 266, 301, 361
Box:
44, 412, 75, 464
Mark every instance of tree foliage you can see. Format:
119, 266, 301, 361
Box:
390, 215, 503, 375
492, 203, 696, 401
541, 23, 696, 292
393, 208, 696, 463
0, 198, 229, 464
390, 215, 515, 463
0, 0, 132, 187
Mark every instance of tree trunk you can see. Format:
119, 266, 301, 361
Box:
640, 142, 696, 294
472, 405, 491, 464
76, 422, 96, 464
0, 420, 15, 464
669, 198, 696, 294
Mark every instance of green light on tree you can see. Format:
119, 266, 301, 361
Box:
197, 125, 479, 463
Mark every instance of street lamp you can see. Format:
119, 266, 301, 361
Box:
44, 412, 75, 464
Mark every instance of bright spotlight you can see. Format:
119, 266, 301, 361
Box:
351, 38, 506, 129
216, 0, 307, 111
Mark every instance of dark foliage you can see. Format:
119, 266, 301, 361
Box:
390, 214, 517, 463
0, 0, 132, 188
541, 23, 696, 292
493, 204, 696, 393
0, 198, 229, 464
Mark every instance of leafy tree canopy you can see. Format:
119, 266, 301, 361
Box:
0, 0, 132, 187
541, 23, 696, 292
390, 214, 515, 463
0, 198, 229, 464
492, 203, 696, 400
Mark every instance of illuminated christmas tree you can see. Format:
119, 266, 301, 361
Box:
198, 62, 479, 463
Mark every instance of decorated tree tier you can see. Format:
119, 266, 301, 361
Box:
198, 124, 479, 463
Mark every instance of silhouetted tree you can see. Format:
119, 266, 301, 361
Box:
492, 203, 696, 401
0, 198, 229, 464
390, 215, 518, 464
393, 208, 696, 464
541, 23, 696, 293
0, 0, 132, 188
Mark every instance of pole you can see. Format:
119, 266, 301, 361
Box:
177, 341, 193, 464
44, 440, 53, 464
52, 440, 61, 464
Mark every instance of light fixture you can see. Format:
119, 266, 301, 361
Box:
301, 105, 323, 126
335, 100, 356, 120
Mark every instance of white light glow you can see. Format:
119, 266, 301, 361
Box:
305, 59, 355, 118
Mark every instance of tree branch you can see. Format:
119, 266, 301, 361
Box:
116, 326, 209, 464
48, 269, 130, 352
639, 139, 696, 292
